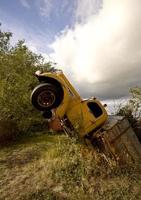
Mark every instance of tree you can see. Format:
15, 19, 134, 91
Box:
0, 24, 51, 135
117, 87, 141, 142
0, 23, 12, 53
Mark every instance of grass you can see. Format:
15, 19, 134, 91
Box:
0, 132, 141, 200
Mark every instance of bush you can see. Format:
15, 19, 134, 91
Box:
0, 24, 51, 138
117, 87, 141, 142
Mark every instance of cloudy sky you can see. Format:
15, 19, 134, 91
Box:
1, 0, 141, 107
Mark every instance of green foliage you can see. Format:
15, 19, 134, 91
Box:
117, 87, 141, 121
0, 24, 51, 136
0, 23, 12, 53
129, 87, 141, 119
117, 104, 137, 126
117, 87, 141, 141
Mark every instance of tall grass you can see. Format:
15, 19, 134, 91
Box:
0, 133, 140, 200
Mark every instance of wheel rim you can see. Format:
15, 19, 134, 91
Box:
37, 90, 55, 108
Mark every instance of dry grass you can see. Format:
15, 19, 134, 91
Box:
0, 133, 141, 200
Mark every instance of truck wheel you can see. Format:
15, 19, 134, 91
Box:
31, 83, 63, 111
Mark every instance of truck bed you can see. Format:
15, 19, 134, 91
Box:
96, 115, 141, 162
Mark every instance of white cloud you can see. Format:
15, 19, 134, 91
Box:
39, 0, 52, 17
38, 0, 74, 19
50, 0, 141, 99
102, 97, 129, 114
20, 0, 30, 9
74, 0, 102, 22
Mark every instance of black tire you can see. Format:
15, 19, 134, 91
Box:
31, 83, 63, 111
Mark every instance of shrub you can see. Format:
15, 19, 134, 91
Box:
117, 87, 141, 142
0, 24, 51, 138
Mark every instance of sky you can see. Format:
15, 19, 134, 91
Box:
0, 0, 141, 109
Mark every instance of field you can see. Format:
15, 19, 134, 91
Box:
0, 132, 141, 200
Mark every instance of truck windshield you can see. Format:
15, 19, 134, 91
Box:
87, 102, 103, 118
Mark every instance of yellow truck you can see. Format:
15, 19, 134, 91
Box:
31, 69, 141, 162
